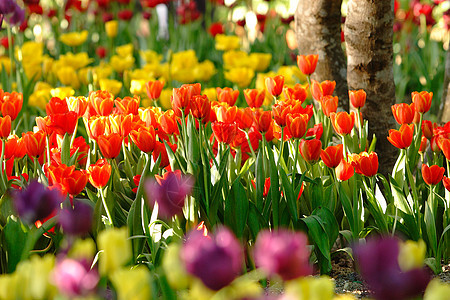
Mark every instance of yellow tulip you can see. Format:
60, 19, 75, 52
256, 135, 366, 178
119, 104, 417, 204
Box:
224, 67, 255, 88
277, 66, 298, 86
68, 238, 96, 260
29, 89, 52, 110
99, 79, 123, 96
0, 57, 12, 75
202, 87, 217, 102
162, 243, 191, 289
223, 50, 248, 69
78, 67, 92, 85
140, 50, 163, 64
98, 228, 131, 275
57, 66, 80, 89
215, 34, 240, 51
59, 52, 93, 70
129, 68, 154, 82
105, 20, 119, 38
92, 64, 113, 83
285, 276, 335, 300
110, 55, 134, 73
248, 53, 272, 72
398, 239, 426, 272
50, 87, 75, 99
194, 60, 216, 82
159, 88, 172, 110
143, 63, 163, 78
19, 41, 44, 62
110, 266, 151, 300
60, 30, 89, 47
116, 43, 134, 58
424, 278, 450, 300
130, 79, 147, 95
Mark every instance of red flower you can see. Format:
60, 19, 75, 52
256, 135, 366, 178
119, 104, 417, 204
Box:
153, 141, 176, 168
96, 46, 107, 59
253, 110, 273, 134
115, 96, 140, 115
283, 84, 307, 103
87, 116, 107, 141
67, 96, 89, 118
387, 124, 414, 149
311, 80, 335, 101
190, 95, 211, 123
349, 152, 379, 177
130, 127, 156, 153
391, 103, 415, 125
349, 89, 366, 109
62, 168, 88, 196
217, 87, 239, 106
421, 120, 434, 140
286, 113, 309, 139
0, 115, 11, 139
47, 111, 78, 136
1, 91, 23, 120
336, 159, 354, 181
297, 54, 319, 75
88, 159, 111, 189
211, 121, 238, 145
146, 80, 164, 100
118, 9, 133, 21
422, 164, 444, 186
46, 97, 69, 116
330, 112, 355, 136
299, 138, 322, 163
159, 110, 179, 135
171, 86, 194, 116
244, 89, 265, 108
443, 176, 450, 192
265, 75, 284, 97
320, 95, 338, 117
411, 91, 432, 113
320, 144, 343, 168
23, 130, 46, 158
88, 90, 114, 116
209, 22, 224, 37
97, 133, 123, 159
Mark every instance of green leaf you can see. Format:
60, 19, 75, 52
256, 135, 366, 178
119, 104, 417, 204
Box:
424, 201, 438, 257
225, 180, 249, 238
389, 175, 413, 215
279, 166, 297, 222
3, 216, 28, 272
61, 133, 71, 165
255, 146, 264, 211
338, 183, 356, 239
266, 143, 280, 228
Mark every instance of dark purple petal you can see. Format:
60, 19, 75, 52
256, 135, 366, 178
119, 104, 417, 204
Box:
8, 5, 24, 26
58, 200, 93, 236
181, 227, 243, 290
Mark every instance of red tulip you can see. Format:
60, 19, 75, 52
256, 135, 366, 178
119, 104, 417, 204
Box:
443, 176, 450, 192
265, 75, 284, 97
387, 124, 414, 149
330, 112, 355, 136
190, 95, 211, 123
88, 90, 114, 116
1, 91, 23, 121
320, 144, 343, 168
320, 95, 338, 117
211, 121, 238, 145
311, 80, 335, 101
97, 133, 123, 159
422, 164, 444, 186
253, 110, 273, 134
115, 96, 140, 115
88, 159, 111, 189
349, 152, 379, 177
412, 91, 432, 113
0, 115, 11, 139
217, 87, 239, 106
286, 113, 309, 139
349, 89, 366, 109
23, 130, 46, 158
146, 80, 164, 100
299, 138, 322, 163
283, 84, 307, 103
336, 159, 354, 181
297, 54, 319, 75
391, 103, 415, 125
244, 89, 265, 108
130, 127, 156, 153
63, 168, 88, 196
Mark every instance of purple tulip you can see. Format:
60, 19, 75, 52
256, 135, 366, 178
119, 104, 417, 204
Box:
254, 229, 312, 280
354, 237, 431, 300
0, 0, 24, 26
58, 200, 93, 236
0, 0, 16, 15
8, 5, 24, 26
145, 170, 193, 219
181, 227, 243, 290
14, 180, 63, 224
52, 258, 99, 297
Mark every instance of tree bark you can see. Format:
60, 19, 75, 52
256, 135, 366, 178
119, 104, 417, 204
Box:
345, 0, 397, 175
439, 49, 450, 123
295, 0, 349, 111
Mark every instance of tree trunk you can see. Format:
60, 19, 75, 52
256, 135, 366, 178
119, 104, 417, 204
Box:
295, 0, 349, 111
345, 0, 397, 176
439, 49, 450, 123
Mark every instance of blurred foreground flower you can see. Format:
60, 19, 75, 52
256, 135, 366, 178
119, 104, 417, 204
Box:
14, 180, 63, 224
98, 228, 132, 275
254, 229, 312, 280
59, 31, 88, 47
181, 227, 243, 291
145, 170, 194, 219
58, 200, 93, 236
354, 237, 430, 300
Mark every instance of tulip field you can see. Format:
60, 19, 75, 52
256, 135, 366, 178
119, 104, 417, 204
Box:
0, 0, 450, 299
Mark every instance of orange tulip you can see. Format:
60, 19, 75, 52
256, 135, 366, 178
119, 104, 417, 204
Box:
443, 176, 450, 192
419, 136, 428, 153
211, 121, 238, 145
67, 96, 89, 118
109, 114, 133, 137
115, 96, 140, 115
330, 112, 355, 136
336, 159, 354, 181
23, 130, 46, 158
46, 97, 69, 116
97, 133, 123, 159
130, 127, 156, 153
87, 116, 107, 141
422, 164, 444, 186
244, 89, 265, 108
286, 113, 309, 139
349, 89, 366, 109
299, 138, 322, 163
254, 110, 273, 133
62, 168, 88, 196
153, 141, 177, 168
146, 80, 165, 100
311, 80, 335, 101
217, 87, 239, 106
391, 103, 415, 125
88, 159, 111, 189
1, 91, 23, 121
139, 107, 161, 128
297, 54, 319, 75
283, 84, 308, 103
215, 104, 238, 124
190, 95, 211, 123
235, 107, 254, 130
320, 144, 343, 168
47, 111, 78, 136
88, 90, 114, 116
0, 115, 11, 139
159, 110, 179, 135
436, 136, 450, 159
412, 91, 432, 113
387, 124, 414, 149
171, 86, 193, 116
349, 152, 378, 177
265, 75, 285, 97
421, 120, 434, 140
320, 95, 338, 117
272, 101, 291, 127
